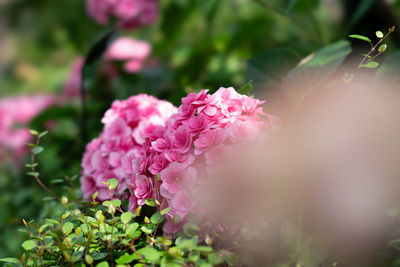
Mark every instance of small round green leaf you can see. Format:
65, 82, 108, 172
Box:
378, 44, 387, 53
22, 240, 36, 250
376, 31, 384, 38
107, 178, 118, 190
96, 261, 109, 267
32, 146, 44, 154
62, 222, 74, 236
121, 212, 133, 224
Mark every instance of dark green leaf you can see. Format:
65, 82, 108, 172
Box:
238, 80, 253, 96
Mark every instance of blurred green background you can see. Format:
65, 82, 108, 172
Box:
2, 0, 400, 259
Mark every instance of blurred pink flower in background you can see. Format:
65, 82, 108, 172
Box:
63, 38, 151, 98
105, 37, 151, 73
0, 95, 55, 158
63, 57, 84, 99
86, 0, 159, 30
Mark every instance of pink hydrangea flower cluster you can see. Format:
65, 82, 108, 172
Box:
86, 0, 158, 30
130, 87, 277, 236
0, 95, 55, 159
80, 94, 177, 201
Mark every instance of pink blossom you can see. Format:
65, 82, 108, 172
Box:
186, 114, 211, 134
133, 87, 276, 234
0, 95, 55, 160
63, 58, 84, 98
133, 175, 155, 205
105, 37, 151, 73
194, 128, 227, 155
170, 126, 192, 153
86, 0, 159, 30
160, 162, 196, 198
170, 190, 193, 219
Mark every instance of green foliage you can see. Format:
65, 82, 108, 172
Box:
283, 40, 352, 90
3, 189, 229, 267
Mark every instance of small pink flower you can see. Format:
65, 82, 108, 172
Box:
160, 162, 196, 198
171, 190, 193, 218
204, 144, 233, 167
152, 137, 171, 152
171, 126, 192, 153
228, 120, 263, 141
149, 154, 168, 175
194, 128, 227, 155
133, 175, 155, 205
86, 0, 159, 30
186, 114, 211, 134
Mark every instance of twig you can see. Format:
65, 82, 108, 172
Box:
29, 136, 60, 201
358, 28, 394, 68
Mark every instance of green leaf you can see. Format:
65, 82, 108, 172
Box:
237, 80, 253, 96
150, 211, 161, 224
160, 207, 171, 215
62, 222, 74, 236
141, 226, 153, 235
112, 199, 121, 207
378, 44, 387, 53
116, 253, 138, 264
0, 258, 21, 264
283, 40, 352, 91
138, 247, 161, 262
376, 31, 384, 38
126, 223, 139, 236
96, 261, 110, 267
31, 146, 44, 154
38, 131, 49, 138
121, 212, 133, 224
27, 172, 39, 177
102, 201, 112, 207
92, 252, 108, 261
145, 198, 156, 207
29, 130, 39, 135
22, 240, 36, 250
349, 34, 371, 43
107, 178, 119, 190
360, 61, 379, 68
